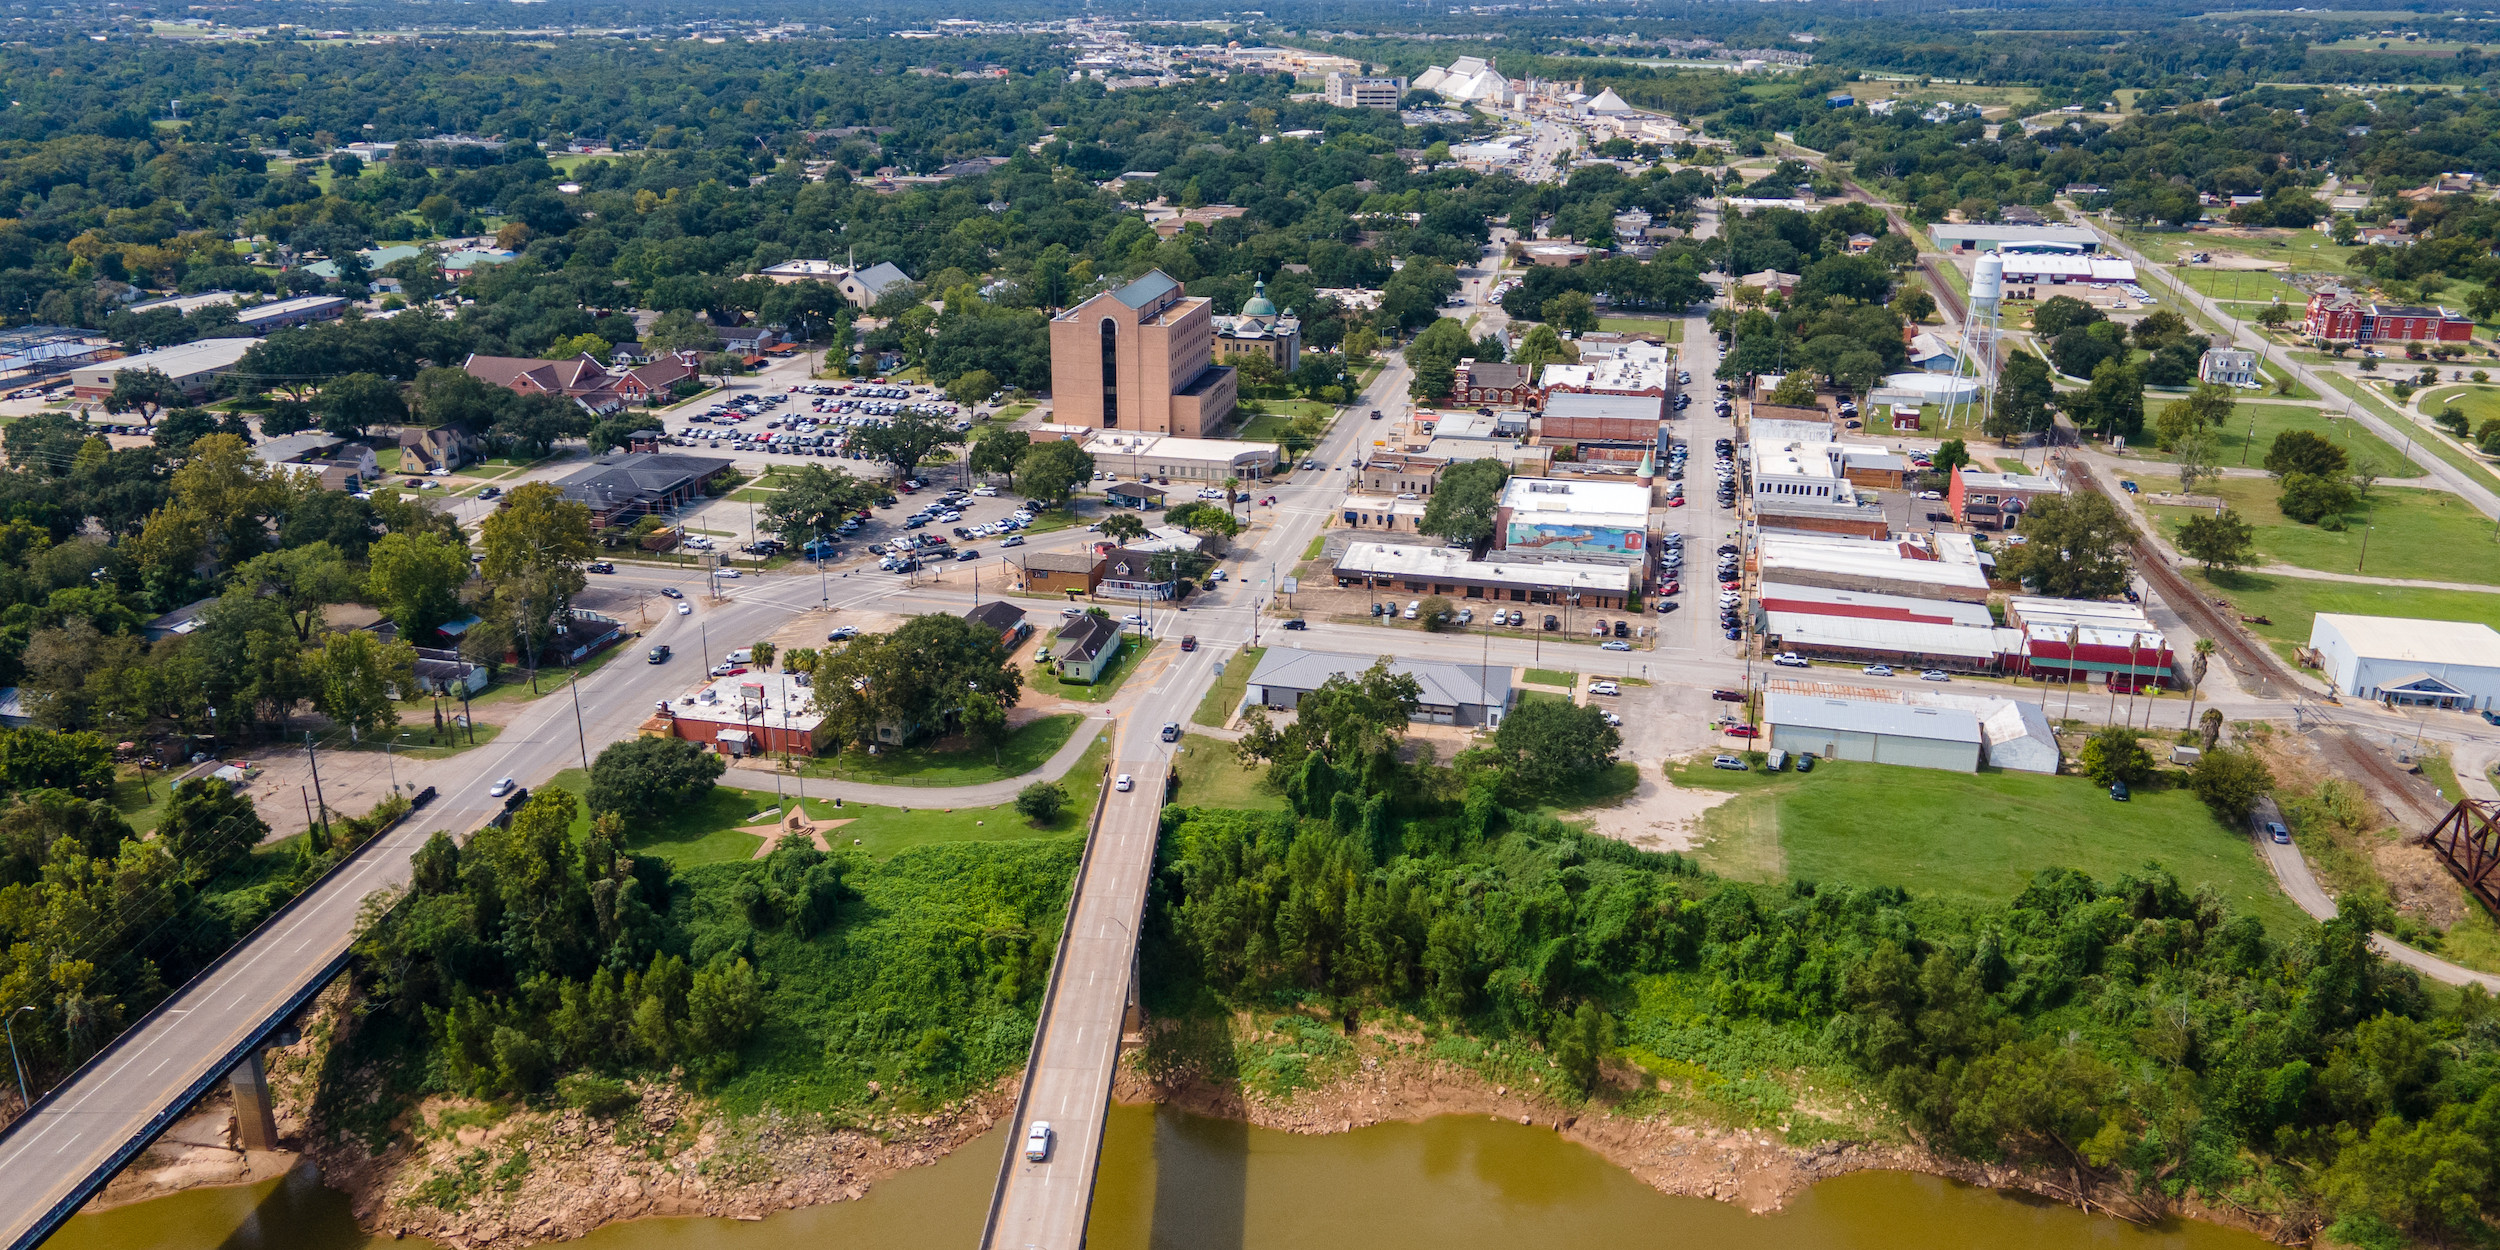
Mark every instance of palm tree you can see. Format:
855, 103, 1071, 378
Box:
2182, 637, 2217, 730
1222, 475, 1242, 522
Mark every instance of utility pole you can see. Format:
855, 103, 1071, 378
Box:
303, 731, 331, 841
569, 671, 590, 772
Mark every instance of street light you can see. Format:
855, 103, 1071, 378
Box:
8, 1004, 34, 1111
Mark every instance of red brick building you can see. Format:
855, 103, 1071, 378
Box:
2303, 289, 2473, 344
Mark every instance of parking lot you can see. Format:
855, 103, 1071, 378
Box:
657, 381, 974, 460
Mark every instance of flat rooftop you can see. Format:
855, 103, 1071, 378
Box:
672, 671, 823, 732
2313, 614, 2500, 666
1499, 475, 1652, 518
1335, 542, 1633, 594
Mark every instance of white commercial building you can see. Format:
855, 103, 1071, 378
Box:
1495, 476, 1652, 564
1081, 432, 1278, 482
1332, 541, 1637, 608
2309, 614, 2500, 710
1756, 531, 1992, 602
70, 336, 257, 400
1991, 252, 2139, 287
1539, 353, 1675, 396
1324, 73, 1406, 109
1763, 693, 1983, 772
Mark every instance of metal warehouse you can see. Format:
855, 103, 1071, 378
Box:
1763, 692, 1983, 773
2309, 614, 2500, 710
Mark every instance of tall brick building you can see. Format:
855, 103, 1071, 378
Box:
1049, 270, 1237, 437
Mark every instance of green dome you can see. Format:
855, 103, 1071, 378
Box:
1241, 279, 1278, 318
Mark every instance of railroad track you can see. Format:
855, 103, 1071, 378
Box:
2066, 466, 2282, 700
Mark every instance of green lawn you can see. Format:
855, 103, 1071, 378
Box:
1192, 645, 1263, 727
795, 713, 1082, 787
2151, 478, 2500, 586
345, 721, 505, 761
1524, 668, 1578, 688
1030, 636, 1157, 703
112, 768, 173, 836
727, 488, 779, 503
551, 730, 1113, 867
2323, 374, 2500, 496
1596, 316, 1685, 341
1669, 758, 2313, 934
1171, 733, 1286, 811
1518, 689, 1572, 708
2421, 385, 2500, 429
996, 401, 1036, 420
2119, 402, 2421, 476
2173, 563, 2500, 662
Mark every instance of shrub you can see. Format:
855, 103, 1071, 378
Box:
1016, 780, 1068, 825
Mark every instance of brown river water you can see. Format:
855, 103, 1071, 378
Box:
48, 1103, 2276, 1250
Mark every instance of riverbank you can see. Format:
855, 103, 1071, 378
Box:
1116, 1012, 2309, 1245
74, 994, 2305, 1250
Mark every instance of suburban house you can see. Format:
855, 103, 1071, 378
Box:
409, 646, 489, 696
1244, 648, 1514, 727
1097, 548, 1181, 601
1051, 614, 1126, 683
963, 601, 1031, 649
2199, 348, 2258, 388
1021, 550, 1105, 596
554, 450, 737, 528
398, 423, 484, 473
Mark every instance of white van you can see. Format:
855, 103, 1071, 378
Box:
1766, 749, 1788, 772
726, 648, 754, 665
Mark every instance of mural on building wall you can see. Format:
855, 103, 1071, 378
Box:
1504, 523, 1645, 555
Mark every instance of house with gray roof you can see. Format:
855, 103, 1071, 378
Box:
1246, 648, 1515, 727
554, 450, 736, 527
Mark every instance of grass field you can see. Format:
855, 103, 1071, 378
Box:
1524, 668, 1578, 688
2422, 385, 2500, 429
1596, 316, 1685, 341
555, 729, 1115, 867
795, 713, 1082, 787
2322, 374, 2500, 496
1172, 733, 1286, 811
1192, 645, 1263, 727
2118, 402, 2420, 475
2151, 478, 2500, 585
1669, 758, 2313, 934
1030, 636, 1158, 703
2175, 564, 2500, 661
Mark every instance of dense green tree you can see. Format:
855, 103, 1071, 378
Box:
1996, 493, 2135, 598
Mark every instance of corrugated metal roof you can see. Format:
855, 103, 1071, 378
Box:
1112, 270, 1180, 309
1248, 647, 1511, 710
1764, 692, 1983, 743
1764, 612, 2019, 660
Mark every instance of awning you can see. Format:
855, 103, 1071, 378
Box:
717, 729, 756, 745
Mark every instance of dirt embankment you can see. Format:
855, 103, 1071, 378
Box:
89, 989, 2312, 1248
1117, 1020, 2313, 1244
81, 982, 1016, 1250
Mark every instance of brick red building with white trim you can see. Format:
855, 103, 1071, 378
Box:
2303, 289, 2473, 344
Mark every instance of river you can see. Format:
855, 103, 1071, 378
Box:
49, 1104, 2276, 1250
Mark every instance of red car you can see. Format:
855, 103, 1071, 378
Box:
1723, 724, 1761, 738
1181, 635, 1198, 652
1667, 496, 1685, 508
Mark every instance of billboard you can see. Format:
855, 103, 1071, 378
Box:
1504, 521, 1645, 558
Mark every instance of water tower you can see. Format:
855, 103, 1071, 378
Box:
1944, 253, 2004, 431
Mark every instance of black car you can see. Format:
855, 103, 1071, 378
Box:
647, 645, 671, 663
1282, 619, 1309, 630
1543, 615, 1560, 631
659, 587, 684, 599
588, 560, 615, 573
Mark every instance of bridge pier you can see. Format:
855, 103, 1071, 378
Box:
227, 1051, 280, 1153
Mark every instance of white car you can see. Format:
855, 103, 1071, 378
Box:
1773, 652, 1810, 668
717, 568, 741, 579
1122, 614, 1151, 627
677, 602, 693, 615
1025, 1120, 1054, 1162
489, 777, 515, 797
1863, 664, 1895, 677
1115, 774, 1134, 792
1589, 680, 1620, 696
1921, 670, 1950, 681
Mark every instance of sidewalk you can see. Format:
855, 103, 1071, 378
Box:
717, 710, 1114, 807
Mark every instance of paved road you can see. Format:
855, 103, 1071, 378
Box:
980, 343, 1401, 1250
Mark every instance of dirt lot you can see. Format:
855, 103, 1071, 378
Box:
224, 743, 414, 841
